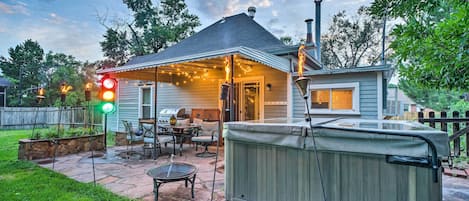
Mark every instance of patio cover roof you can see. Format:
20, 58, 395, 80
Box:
97, 46, 291, 76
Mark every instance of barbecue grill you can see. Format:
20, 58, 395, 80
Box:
157, 107, 186, 125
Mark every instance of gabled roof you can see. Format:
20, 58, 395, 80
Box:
98, 46, 291, 74
125, 13, 287, 66
0, 77, 11, 87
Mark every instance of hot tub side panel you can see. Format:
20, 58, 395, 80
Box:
225, 140, 442, 201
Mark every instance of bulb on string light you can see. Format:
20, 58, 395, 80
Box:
183, 80, 187, 84
176, 82, 180, 86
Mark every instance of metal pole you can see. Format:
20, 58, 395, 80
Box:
153, 67, 158, 160
229, 55, 235, 121
315, 0, 322, 63
381, 6, 387, 65
104, 114, 107, 151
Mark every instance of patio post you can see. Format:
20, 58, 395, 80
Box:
229, 55, 235, 121
153, 67, 158, 160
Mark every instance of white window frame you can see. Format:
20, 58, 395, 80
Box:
138, 86, 154, 118
306, 82, 360, 115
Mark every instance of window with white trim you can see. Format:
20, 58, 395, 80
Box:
308, 82, 360, 114
140, 87, 152, 118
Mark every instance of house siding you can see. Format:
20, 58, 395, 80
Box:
107, 64, 289, 131
292, 72, 379, 119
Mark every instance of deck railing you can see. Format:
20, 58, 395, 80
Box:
418, 111, 469, 157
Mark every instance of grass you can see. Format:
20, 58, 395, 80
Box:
0, 129, 130, 201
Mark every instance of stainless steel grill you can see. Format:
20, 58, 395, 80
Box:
157, 107, 186, 125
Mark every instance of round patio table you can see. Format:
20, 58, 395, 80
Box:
147, 162, 198, 201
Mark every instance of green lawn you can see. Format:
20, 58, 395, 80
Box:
0, 129, 131, 201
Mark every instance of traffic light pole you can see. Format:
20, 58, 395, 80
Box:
104, 113, 107, 151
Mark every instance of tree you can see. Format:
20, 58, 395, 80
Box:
399, 79, 463, 112
43, 52, 86, 107
280, 36, 294, 46
100, 0, 200, 66
370, 0, 469, 90
0, 39, 45, 106
321, 7, 389, 69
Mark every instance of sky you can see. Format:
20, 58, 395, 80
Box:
0, 0, 372, 62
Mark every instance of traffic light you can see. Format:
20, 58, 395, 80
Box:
99, 75, 117, 114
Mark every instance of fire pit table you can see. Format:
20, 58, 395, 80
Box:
147, 162, 198, 201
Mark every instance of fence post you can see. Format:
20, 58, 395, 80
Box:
441, 112, 447, 132
429, 112, 435, 128
418, 112, 424, 124
452, 111, 460, 156
466, 111, 469, 157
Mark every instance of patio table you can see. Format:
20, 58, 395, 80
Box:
161, 125, 200, 156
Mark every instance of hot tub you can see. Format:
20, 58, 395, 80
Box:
223, 118, 449, 201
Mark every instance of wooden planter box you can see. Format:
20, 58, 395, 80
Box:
18, 134, 105, 160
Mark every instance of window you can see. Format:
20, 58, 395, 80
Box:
403, 104, 409, 112
308, 82, 360, 114
140, 88, 152, 118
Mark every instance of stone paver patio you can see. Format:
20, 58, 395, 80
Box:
38, 144, 469, 201
39, 145, 224, 201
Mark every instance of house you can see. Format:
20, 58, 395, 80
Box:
0, 77, 11, 107
97, 9, 393, 132
385, 85, 419, 117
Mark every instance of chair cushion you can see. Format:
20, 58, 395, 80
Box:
144, 135, 174, 144
177, 118, 191, 126
192, 136, 217, 142
193, 118, 203, 125
127, 135, 143, 141
199, 121, 219, 137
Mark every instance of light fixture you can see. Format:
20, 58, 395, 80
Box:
266, 83, 272, 91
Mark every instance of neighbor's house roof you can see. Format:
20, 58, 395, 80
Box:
98, 13, 317, 75
0, 77, 11, 87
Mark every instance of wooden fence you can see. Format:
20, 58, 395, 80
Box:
418, 111, 469, 157
0, 107, 102, 129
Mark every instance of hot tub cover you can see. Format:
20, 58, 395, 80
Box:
223, 118, 449, 158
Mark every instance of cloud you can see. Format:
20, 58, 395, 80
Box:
0, 1, 29, 15
44, 12, 65, 24
11, 19, 104, 61
271, 10, 278, 17
196, 0, 273, 19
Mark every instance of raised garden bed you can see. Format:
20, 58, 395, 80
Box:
18, 134, 105, 160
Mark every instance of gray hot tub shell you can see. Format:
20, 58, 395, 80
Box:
223, 118, 449, 201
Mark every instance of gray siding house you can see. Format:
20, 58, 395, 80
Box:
97, 12, 392, 132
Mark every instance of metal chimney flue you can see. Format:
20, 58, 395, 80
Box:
305, 19, 314, 46
314, 0, 322, 63
248, 6, 256, 19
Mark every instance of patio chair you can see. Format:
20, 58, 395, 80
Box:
143, 124, 176, 156
191, 121, 219, 157
122, 120, 143, 154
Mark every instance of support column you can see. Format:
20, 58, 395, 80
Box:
229, 55, 235, 122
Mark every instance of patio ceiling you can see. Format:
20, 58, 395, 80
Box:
97, 46, 291, 81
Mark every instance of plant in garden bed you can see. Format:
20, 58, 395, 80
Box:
31, 127, 101, 140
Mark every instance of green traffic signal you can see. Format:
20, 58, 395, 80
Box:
101, 102, 115, 114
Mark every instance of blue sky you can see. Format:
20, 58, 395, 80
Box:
0, 0, 371, 62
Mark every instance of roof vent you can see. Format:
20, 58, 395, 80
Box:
248, 6, 256, 19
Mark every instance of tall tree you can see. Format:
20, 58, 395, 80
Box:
0, 39, 45, 106
321, 7, 389, 69
370, 0, 468, 90
100, 0, 200, 66
43, 52, 85, 106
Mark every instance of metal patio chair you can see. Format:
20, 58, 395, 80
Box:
191, 121, 219, 157
122, 120, 143, 154
143, 124, 176, 156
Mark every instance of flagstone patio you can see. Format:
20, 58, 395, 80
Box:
39, 145, 225, 201
38, 144, 469, 201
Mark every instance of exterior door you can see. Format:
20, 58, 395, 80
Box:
235, 80, 261, 121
